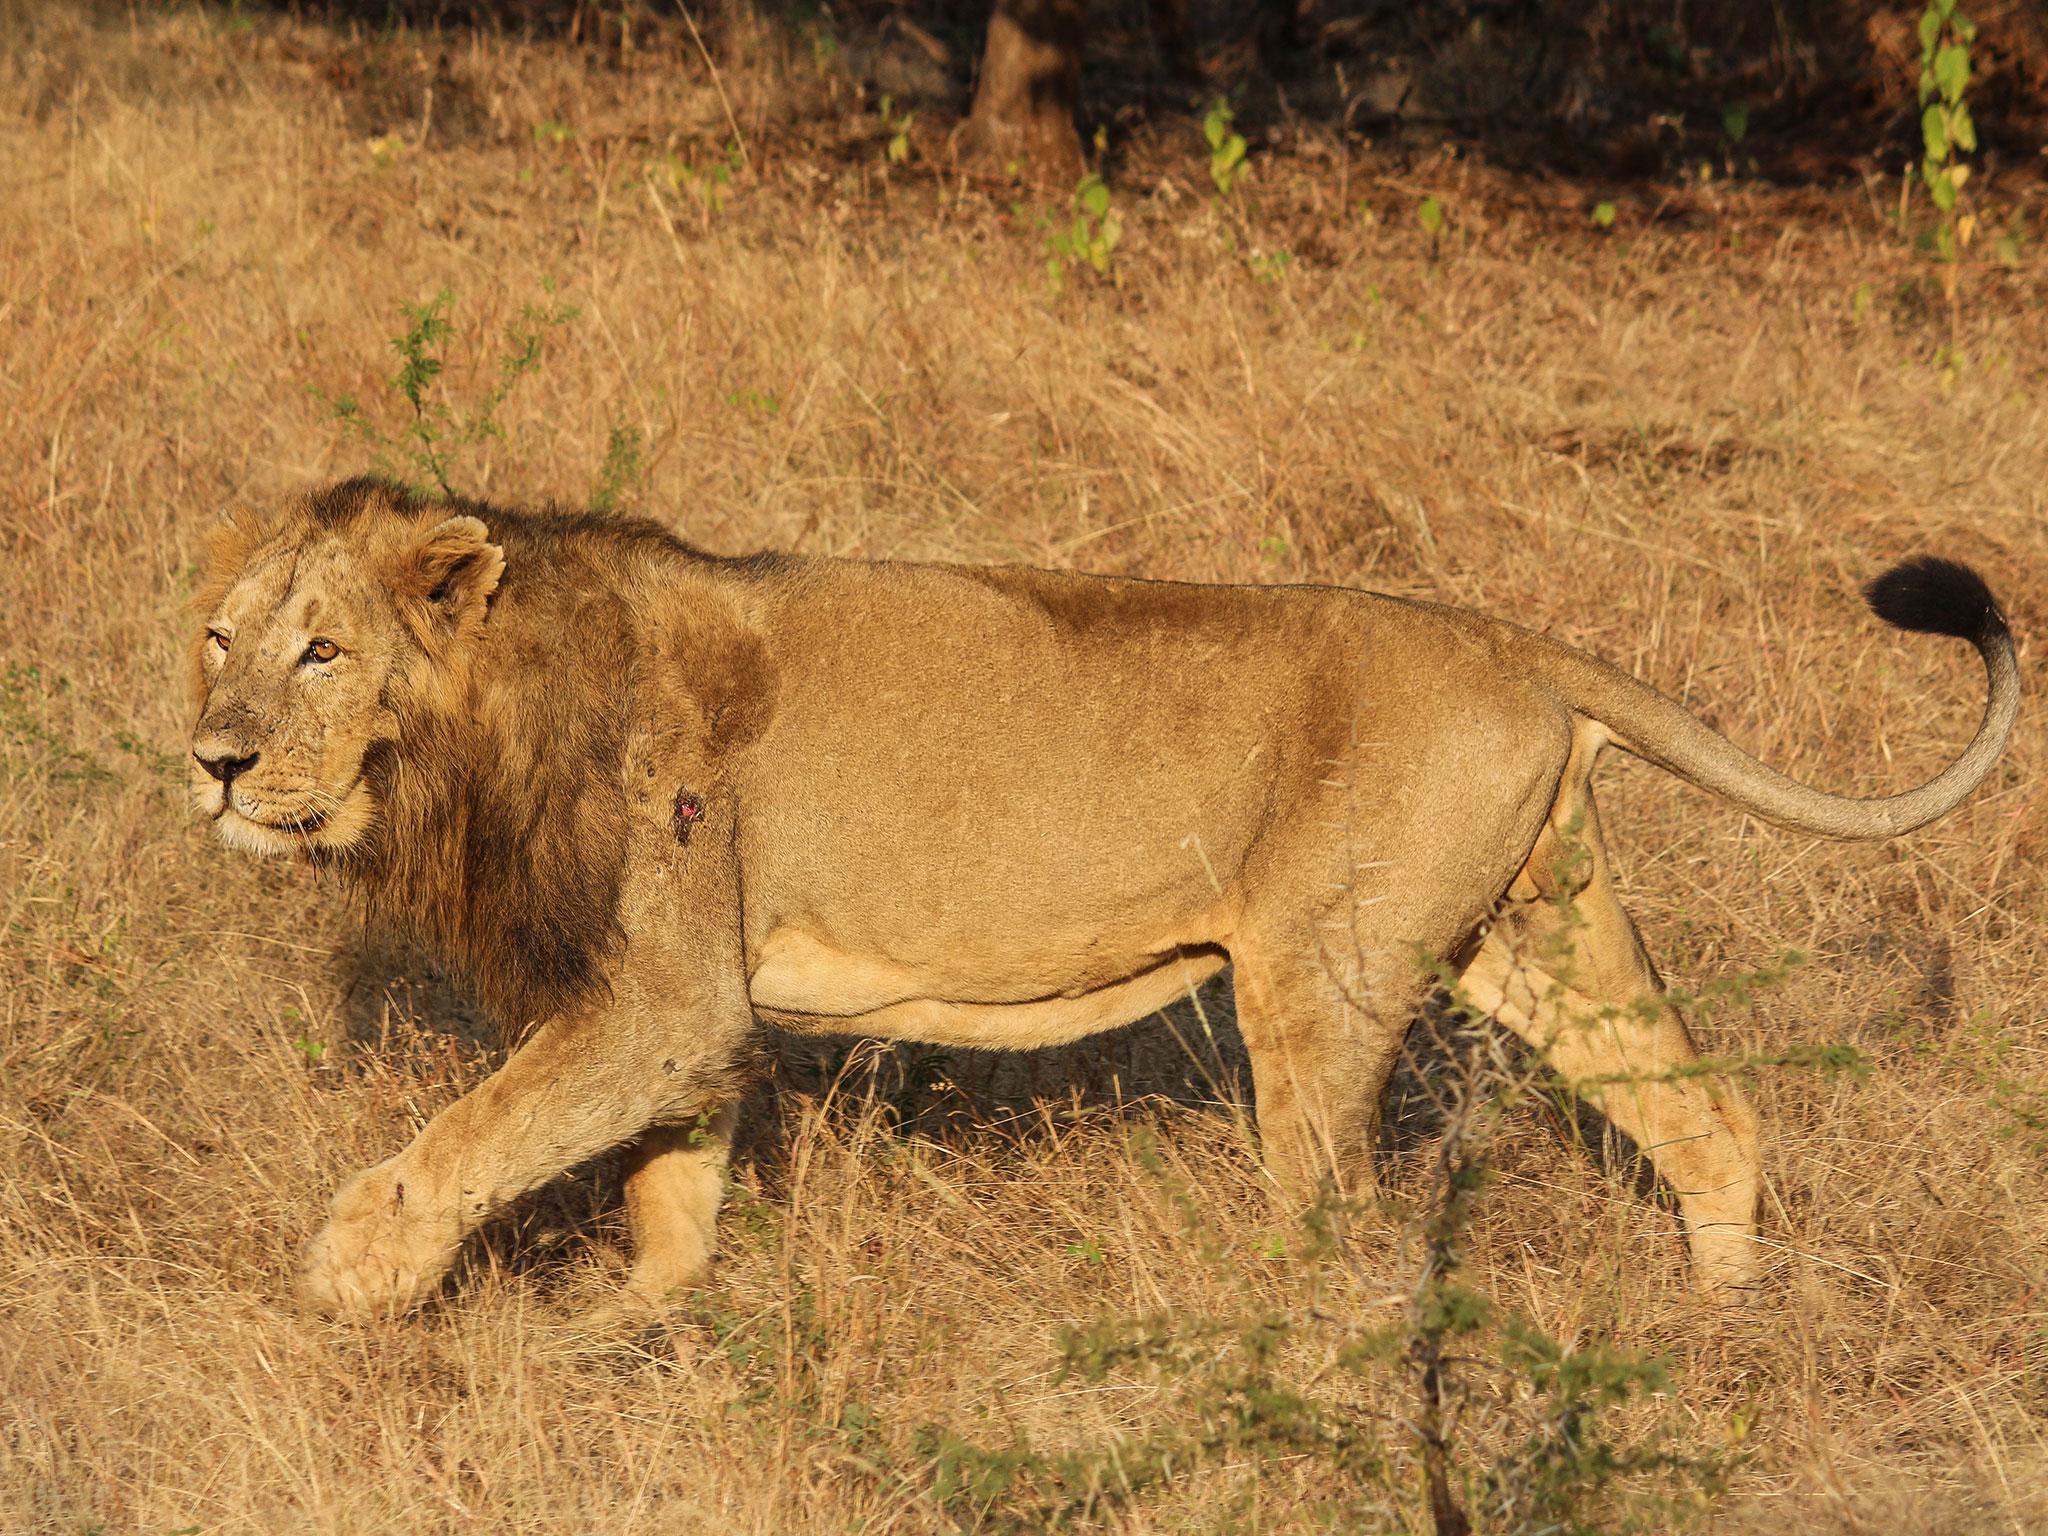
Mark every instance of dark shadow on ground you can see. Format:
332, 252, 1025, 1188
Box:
202, 0, 2047, 187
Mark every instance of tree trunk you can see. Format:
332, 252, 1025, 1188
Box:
960, 0, 1085, 189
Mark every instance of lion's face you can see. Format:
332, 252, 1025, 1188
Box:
190, 498, 503, 858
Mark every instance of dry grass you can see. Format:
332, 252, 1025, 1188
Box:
4, 6, 2047, 1532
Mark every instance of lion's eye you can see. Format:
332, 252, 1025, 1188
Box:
208, 630, 231, 654
303, 638, 340, 665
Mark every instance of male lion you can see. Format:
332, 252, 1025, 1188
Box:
189, 478, 2018, 1316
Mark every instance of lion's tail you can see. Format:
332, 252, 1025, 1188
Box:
1529, 556, 2019, 840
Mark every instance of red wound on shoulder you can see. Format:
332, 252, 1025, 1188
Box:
672, 788, 706, 845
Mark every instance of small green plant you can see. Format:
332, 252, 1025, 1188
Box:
1203, 99, 1248, 197
725, 387, 780, 417
1916, 0, 1979, 297
1418, 194, 1446, 264
1949, 1010, 2048, 1157
531, 117, 574, 147
1592, 201, 1617, 230
1719, 102, 1752, 175
908, 1084, 1734, 1533
1247, 247, 1294, 283
1991, 210, 2025, 267
312, 285, 579, 498
2, 664, 117, 788
292, 1035, 328, 1066
1044, 173, 1122, 298
877, 93, 915, 165
808, 25, 839, 73
113, 729, 182, 784
590, 423, 645, 513
1388, 983, 1737, 1535
651, 141, 741, 225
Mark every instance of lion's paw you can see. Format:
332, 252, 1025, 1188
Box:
1687, 1224, 1768, 1307
299, 1161, 463, 1319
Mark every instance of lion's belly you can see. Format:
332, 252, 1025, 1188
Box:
747, 926, 1229, 1050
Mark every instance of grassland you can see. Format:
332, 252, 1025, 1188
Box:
3, 6, 2046, 1532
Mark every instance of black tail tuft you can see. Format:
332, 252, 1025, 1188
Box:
1865, 555, 2006, 644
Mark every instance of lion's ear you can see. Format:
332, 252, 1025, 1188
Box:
195, 503, 279, 615
393, 514, 505, 645
203, 503, 268, 572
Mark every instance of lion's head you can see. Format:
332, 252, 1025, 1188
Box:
188, 480, 505, 859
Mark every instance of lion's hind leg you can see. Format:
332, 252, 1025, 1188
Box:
1230, 694, 1570, 1211
1231, 874, 1505, 1206
1230, 943, 1419, 1204
1457, 796, 1763, 1299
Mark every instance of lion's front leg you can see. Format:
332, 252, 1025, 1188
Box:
300, 1009, 751, 1317
296, 1011, 635, 1316
621, 1104, 739, 1304
302, 785, 755, 1317
299, 741, 757, 1318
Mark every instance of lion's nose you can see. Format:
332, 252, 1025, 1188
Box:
195, 749, 260, 787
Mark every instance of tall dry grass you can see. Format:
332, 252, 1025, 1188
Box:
2, 6, 2045, 1532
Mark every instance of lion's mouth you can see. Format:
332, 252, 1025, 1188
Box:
217, 792, 341, 837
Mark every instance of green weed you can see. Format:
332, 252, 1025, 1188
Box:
1044, 174, 1122, 299
1, 664, 118, 787
649, 141, 741, 224
590, 422, 645, 513
1915, 0, 1979, 333
877, 93, 914, 166
312, 284, 579, 498
1418, 195, 1446, 247
1248, 247, 1294, 284
1719, 102, 1753, 176
1203, 99, 1248, 198
725, 387, 780, 417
